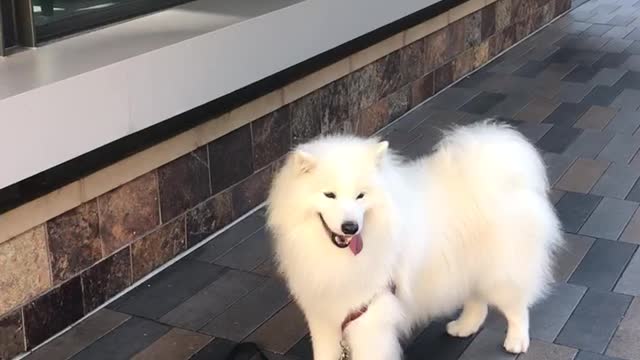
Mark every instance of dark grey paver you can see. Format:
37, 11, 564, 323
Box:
569, 238, 636, 290
543, 103, 591, 127
459, 92, 507, 114
555, 289, 632, 353
515, 61, 552, 78
563, 65, 601, 82
245, 301, 308, 354
485, 283, 586, 342
188, 209, 265, 263
555, 192, 603, 233
625, 177, 640, 202
605, 110, 640, 133
515, 123, 553, 143
70, 317, 170, 360
620, 207, 640, 244
575, 351, 625, 359
25, 310, 131, 360
189, 338, 238, 360
214, 228, 273, 272
590, 68, 627, 86
613, 249, 640, 295
556, 233, 596, 282
581, 85, 624, 107
287, 335, 312, 359
591, 163, 640, 198
405, 321, 475, 360
610, 89, 640, 110
597, 134, 640, 164
200, 278, 291, 341
110, 260, 226, 319
579, 198, 638, 239
563, 130, 614, 159
160, 269, 266, 330
458, 328, 516, 360
537, 126, 583, 153
485, 93, 532, 118
544, 153, 577, 185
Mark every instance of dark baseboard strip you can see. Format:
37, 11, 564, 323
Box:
0, 0, 466, 214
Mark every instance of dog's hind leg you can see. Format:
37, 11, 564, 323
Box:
486, 286, 531, 354
446, 298, 488, 338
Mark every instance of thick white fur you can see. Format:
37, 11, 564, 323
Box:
267, 121, 561, 360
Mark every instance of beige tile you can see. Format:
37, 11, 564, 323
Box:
228, 90, 284, 126
351, 32, 405, 71
555, 158, 610, 193
82, 130, 198, 202
449, 0, 486, 23
0, 182, 82, 245
574, 106, 617, 130
131, 328, 211, 360
0, 226, 51, 314
284, 59, 350, 103
405, 13, 448, 45
514, 98, 560, 123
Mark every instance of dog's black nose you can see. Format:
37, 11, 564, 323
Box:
341, 221, 359, 235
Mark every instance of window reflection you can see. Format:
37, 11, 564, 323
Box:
33, 0, 118, 26
32, 0, 191, 42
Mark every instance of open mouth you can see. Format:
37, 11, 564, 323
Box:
318, 214, 363, 255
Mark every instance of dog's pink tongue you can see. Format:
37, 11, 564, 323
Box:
349, 234, 363, 255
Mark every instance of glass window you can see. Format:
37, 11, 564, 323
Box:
33, 0, 192, 42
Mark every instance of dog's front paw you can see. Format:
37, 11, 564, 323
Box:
503, 333, 530, 354
446, 320, 479, 338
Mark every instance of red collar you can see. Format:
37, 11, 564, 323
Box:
341, 282, 397, 332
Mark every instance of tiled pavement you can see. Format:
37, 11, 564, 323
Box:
20, 0, 640, 359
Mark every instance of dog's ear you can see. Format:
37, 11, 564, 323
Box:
292, 150, 316, 174
375, 141, 389, 163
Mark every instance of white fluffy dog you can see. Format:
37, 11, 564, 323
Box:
266, 121, 561, 360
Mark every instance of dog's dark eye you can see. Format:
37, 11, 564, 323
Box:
324, 192, 336, 199
356, 193, 365, 200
